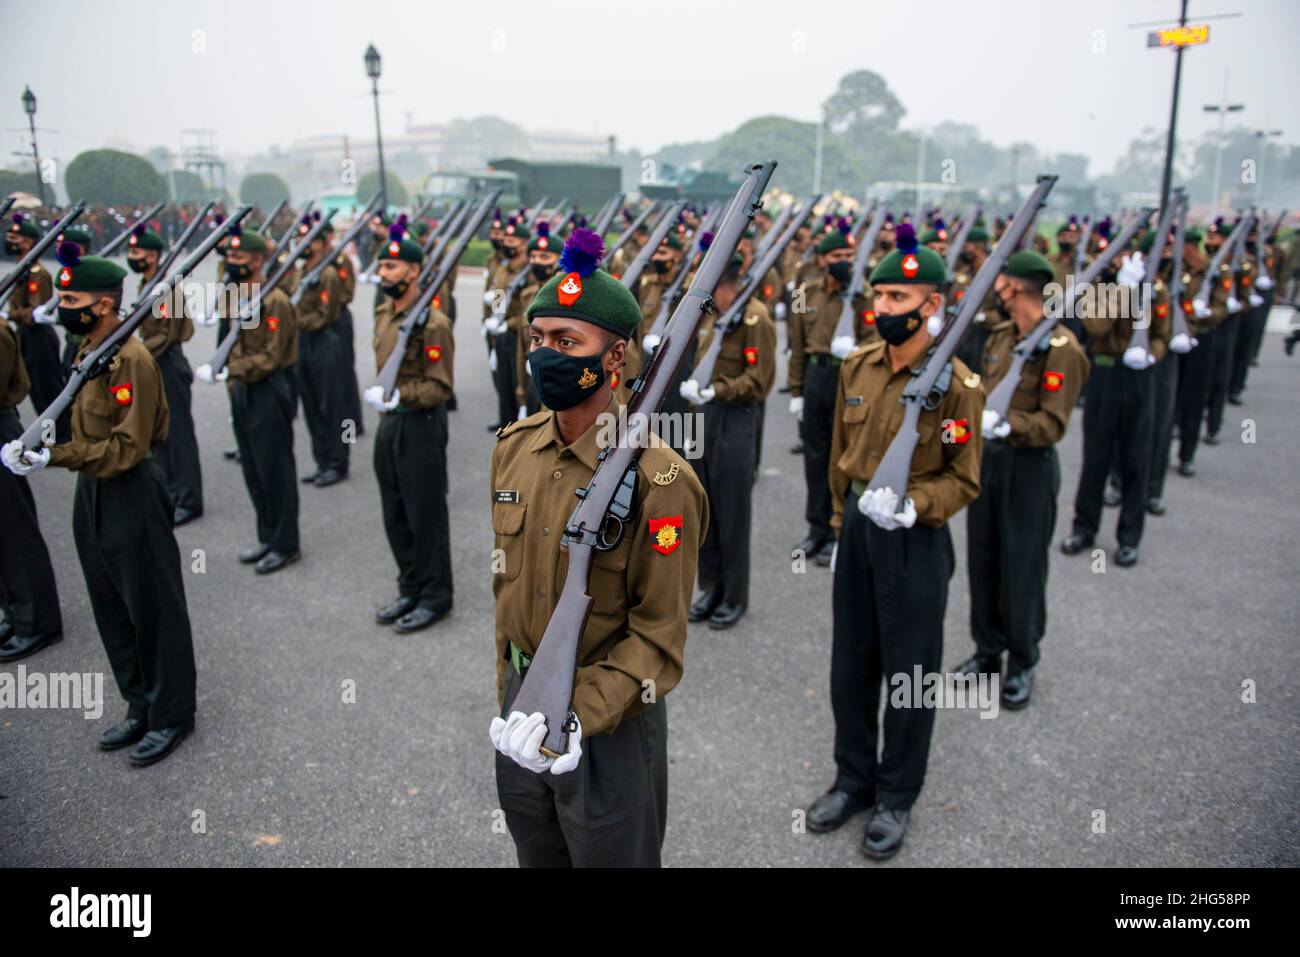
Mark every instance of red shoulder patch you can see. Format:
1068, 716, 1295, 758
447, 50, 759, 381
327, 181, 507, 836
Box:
1043, 370, 1064, 392
112, 382, 133, 406
648, 515, 683, 555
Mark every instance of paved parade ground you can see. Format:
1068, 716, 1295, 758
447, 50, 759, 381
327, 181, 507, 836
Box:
2, 270, 1297, 868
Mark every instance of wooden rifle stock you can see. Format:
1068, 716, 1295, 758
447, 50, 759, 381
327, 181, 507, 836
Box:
867, 175, 1057, 501
507, 161, 777, 758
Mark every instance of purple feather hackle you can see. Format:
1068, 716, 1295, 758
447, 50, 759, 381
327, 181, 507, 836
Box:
56, 241, 81, 267
558, 227, 604, 277
895, 222, 919, 254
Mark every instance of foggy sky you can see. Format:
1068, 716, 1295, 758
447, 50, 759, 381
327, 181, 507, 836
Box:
4, 0, 1298, 181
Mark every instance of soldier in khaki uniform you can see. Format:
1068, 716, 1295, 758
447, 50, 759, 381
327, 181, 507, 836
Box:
362, 229, 455, 634
806, 225, 983, 859
197, 226, 301, 574
485, 217, 530, 431
0, 318, 62, 661
489, 227, 707, 868
332, 238, 364, 436
633, 230, 684, 339
1061, 241, 1171, 567
3, 213, 69, 441
957, 251, 1090, 709
511, 222, 562, 417
1176, 224, 1231, 475
2, 249, 196, 766
293, 214, 350, 487
679, 254, 775, 629
788, 222, 873, 565
127, 225, 204, 525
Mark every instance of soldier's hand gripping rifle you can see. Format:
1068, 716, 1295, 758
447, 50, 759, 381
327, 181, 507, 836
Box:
983, 205, 1153, 425
19, 206, 251, 451
1192, 214, 1250, 316
203, 209, 335, 377
827, 201, 891, 357
99, 202, 165, 257
600, 202, 657, 272
290, 193, 383, 307
1124, 197, 1181, 363
373, 188, 502, 402
1165, 191, 1195, 352
865, 175, 1057, 504
619, 201, 687, 293
506, 159, 776, 759
0, 203, 87, 304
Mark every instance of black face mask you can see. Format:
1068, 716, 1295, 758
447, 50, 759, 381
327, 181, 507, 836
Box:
380, 279, 410, 299
531, 263, 553, 282
4, 239, 20, 256
225, 261, 251, 282
1057, 241, 1073, 254
652, 258, 672, 275
878, 240, 893, 252
490, 239, 504, 252
874, 306, 925, 346
827, 261, 854, 285
528, 342, 612, 411
958, 250, 976, 266
127, 257, 148, 273
57, 304, 100, 335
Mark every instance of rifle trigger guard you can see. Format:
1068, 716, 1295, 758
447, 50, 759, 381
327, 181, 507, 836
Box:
685, 288, 716, 314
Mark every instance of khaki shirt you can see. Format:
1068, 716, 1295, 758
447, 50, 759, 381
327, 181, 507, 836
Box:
787, 275, 871, 396
490, 396, 708, 736
293, 262, 343, 334
512, 274, 547, 407
694, 300, 775, 404
483, 253, 513, 319
5, 263, 52, 327
48, 334, 168, 479
829, 339, 984, 531
334, 253, 356, 305
1080, 276, 1171, 360
136, 275, 194, 359
980, 320, 1089, 448
0, 323, 30, 407
223, 286, 298, 383
372, 297, 454, 411
609, 237, 643, 280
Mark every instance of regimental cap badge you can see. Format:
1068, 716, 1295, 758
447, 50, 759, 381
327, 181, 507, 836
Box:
58, 267, 72, 286
901, 254, 919, 278
578, 367, 597, 389
557, 271, 583, 307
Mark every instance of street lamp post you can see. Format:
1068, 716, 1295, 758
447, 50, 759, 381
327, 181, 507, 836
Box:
1203, 69, 1244, 215
1253, 123, 1283, 206
21, 85, 47, 207
365, 44, 387, 213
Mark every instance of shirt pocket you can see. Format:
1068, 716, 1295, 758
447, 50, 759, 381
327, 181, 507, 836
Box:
78, 384, 118, 442
492, 501, 526, 582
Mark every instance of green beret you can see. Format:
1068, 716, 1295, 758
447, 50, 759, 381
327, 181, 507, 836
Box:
920, 220, 951, 246
869, 225, 948, 286
502, 219, 530, 242
7, 214, 40, 240
1137, 231, 1156, 255
413, 221, 431, 238
742, 226, 757, 240
1003, 250, 1055, 284
528, 224, 560, 254
966, 219, 990, 243
1183, 227, 1203, 244
54, 252, 126, 293
225, 228, 268, 254
817, 226, 852, 255
377, 235, 423, 264
527, 228, 640, 340
659, 230, 683, 252
61, 226, 94, 250
127, 227, 164, 252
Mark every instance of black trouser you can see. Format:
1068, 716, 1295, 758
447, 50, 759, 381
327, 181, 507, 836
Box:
154, 344, 203, 513
495, 662, 668, 868
297, 326, 350, 474
1071, 361, 1154, 548
72, 456, 196, 729
657, 339, 697, 459
489, 330, 518, 426
373, 407, 452, 612
1175, 328, 1218, 465
1146, 352, 1179, 500
1229, 298, 1270, 396
693, 402, 758, 608
1205, 312, 1239, 437
831, 490, 953, 810
18, 324, 70, 443
0, 409, 61, 638
800, 358, 838, 543
230, 370, 299, 553
967, 442, 1058, 673
336, 305, 364, 433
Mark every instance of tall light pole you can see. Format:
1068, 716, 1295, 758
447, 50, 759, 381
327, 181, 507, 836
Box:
811, 114, 824, 196
21, 85, 47, 206
1156, 0, 1189, 214
1253, 122, 1283, 206
364, 44, 387, 212
1202, 69, 1243, 214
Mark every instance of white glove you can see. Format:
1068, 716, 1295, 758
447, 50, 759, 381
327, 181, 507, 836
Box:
774, 302, 788, 322
789, 396, 804, 422
642, 333, 661, 353
927, 314, 944, 337
1117, 252, 1146, 287
1192, 300, 1211, 319
785, 280, 796, 292
482, 290, 496, 305
2, 440, 49, 476
194, 363, 227, 384
981, 408, 1011, 439
32, 304, 57, 325
830, 335, 856, 360
1226, 295, 1242, 313
489, 711, 551, 773
548, 716, 583, 775
1122, 346, 1155, 370
859, 486, 899, 530
363, 384, 400, 411
517, 404, 528, 421
484, 315, 506, 336
488, 349, 498, 372
194, 309, 217, 327
1248, 293, 1264, 308
678, 379, 713, 405
893, 496, 917, 529
1169, 333, 1197, 354
1256, 275, 1274, 291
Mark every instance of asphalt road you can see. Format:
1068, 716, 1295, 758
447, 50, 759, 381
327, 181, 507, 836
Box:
2, 270, 1297, 868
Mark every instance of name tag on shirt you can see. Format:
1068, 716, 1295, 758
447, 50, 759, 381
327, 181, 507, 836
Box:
494, 490, 519, 504
845, 396, 864, 406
